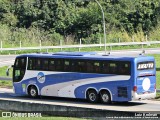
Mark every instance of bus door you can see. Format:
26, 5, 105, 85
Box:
13, 57, 27, 83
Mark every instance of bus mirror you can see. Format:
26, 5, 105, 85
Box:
11, 65, 14, 68
6, 66, 11, 76
6, 69, 9, 76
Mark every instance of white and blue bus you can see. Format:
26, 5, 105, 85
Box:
10, 52, 156, 103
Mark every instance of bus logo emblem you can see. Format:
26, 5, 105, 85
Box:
37, 72, 45, 83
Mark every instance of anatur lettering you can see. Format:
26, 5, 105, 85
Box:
138, 62, 154, 70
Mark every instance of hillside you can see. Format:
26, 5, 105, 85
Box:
0, 0, 160, 46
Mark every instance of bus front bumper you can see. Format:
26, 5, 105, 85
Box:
132, 90, 156, 100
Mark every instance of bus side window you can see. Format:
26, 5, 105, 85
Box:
102, 62, 109, 74
15, 58, 26, 69
35, 59, 41, 70
86, 62, 93, 73
28, 58, 36, 70
126, 63, 131, 75
93, 62, 100, 73
42, 59, 49, 71
119, 62, 131, 75
109, 62, 117, 74
55, 59, 63, 71
64, 60, 70, 71
77, 61, 85, 72
70, 61, 77, 72
49, 59, 55, 71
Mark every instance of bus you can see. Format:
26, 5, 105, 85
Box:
8, 52, 156, 103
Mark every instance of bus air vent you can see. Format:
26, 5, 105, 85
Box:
118, 87, 128, 98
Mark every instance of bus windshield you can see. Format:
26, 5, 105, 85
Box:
13, 57, 26, 82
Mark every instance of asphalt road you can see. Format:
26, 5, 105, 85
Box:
0, 48, 160, 67
0, 88, 159, 114
99, 48, 160, 56
1, 48, 160, 67
0, 55, 16, 67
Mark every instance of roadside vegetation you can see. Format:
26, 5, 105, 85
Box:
0, 66, 12, 88
0, 0, 160, 47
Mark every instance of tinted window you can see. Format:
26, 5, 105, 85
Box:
109, 62, 117, 74
64, 60, 70, 71
102, 61, 131, 75
77, 61, 85, 72
118, 62, 131, 75
86, 61, 94, 73
28, 58, 36, 70
27, 57, 131, 75
15, 57, 26, 69
102, 62, 109, 74
36, 59, 41, 70
42, 59, 49, 71
86, 61, 100, 73
93, 62, 100, 73
55, 59, 63, 71
13, 57, 26, 82
49, 59, 55, 71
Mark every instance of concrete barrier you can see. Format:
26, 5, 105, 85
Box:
0, 77, 12, 80
0, 99, 139, 118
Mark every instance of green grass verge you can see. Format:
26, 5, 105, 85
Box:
0, 66, 12, 88
156, 92, 160, 100
148, 54, 160, 89
150, 54, 160, 99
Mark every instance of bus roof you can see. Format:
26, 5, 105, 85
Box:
16, 52, 154, 61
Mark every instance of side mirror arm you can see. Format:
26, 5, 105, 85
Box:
6, 65, 13, 76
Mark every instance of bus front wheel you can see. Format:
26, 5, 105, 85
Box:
86, 89, 98, 103
28, 86, 38, 98
100, 90, 111, 104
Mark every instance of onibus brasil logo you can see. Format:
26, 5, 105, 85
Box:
37, 72, 45, 83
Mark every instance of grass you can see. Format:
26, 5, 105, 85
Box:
155, 92, 160, 100
0, 66, 12, 88
148, 54, 160, 89
151, 54, 160, 99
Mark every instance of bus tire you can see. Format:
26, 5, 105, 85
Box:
28, 86, 38, 98
100, 90, 111, 104
86, 89, 98, 103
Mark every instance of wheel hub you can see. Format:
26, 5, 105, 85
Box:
30, 89, 36, 96
102, 94, 109, 102
89, 93, 96, 101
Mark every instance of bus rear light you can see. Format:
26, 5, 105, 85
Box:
133, 86, 137, 92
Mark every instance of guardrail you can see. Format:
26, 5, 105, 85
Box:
0, 41, 160, 52
0, 77, 12, 80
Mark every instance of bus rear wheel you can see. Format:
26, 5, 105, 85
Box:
28, 86, 38, 98
86, 89, 98, 103
100, 90, 111, 104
